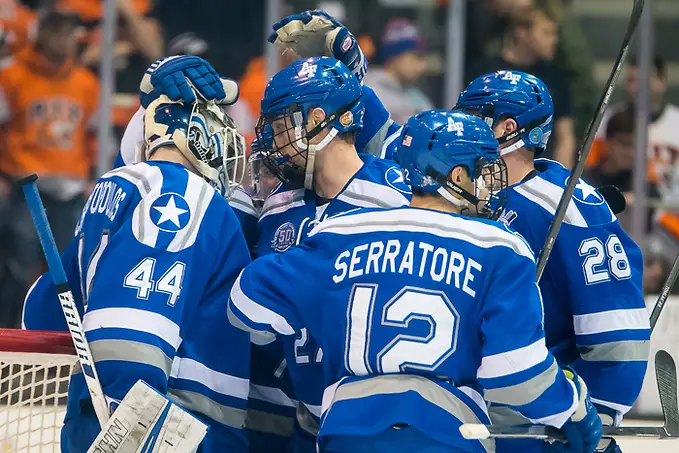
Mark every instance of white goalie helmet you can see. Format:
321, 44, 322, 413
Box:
143, 95, 247, 198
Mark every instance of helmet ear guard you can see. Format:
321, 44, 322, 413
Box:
143, 95, 247, 198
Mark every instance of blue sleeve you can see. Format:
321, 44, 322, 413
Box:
478, 246, 578, 428
22, 238, 84, 331
355, 85, 396, 158
559, 222, 649, 420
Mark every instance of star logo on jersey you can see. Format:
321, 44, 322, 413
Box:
385, 167, 412, 195
150, 193, 191, 231
567, 177, 605, 206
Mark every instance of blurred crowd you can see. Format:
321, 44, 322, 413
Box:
0, 0, 676, 328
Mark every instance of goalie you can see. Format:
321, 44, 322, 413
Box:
26, 92, 252, 452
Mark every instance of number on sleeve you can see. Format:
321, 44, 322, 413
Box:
579, 234, 631, 285
294, 328, 323, 365
78, 231, 111, 309
345, 285, 459, 376
124, 257, 156, 299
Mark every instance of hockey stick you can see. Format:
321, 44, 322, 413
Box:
535, 0, 645, 281
18, 174, 110, 427
460, 350, 679, 442
650, 253, 679, 332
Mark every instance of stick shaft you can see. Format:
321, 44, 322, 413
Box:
650, 253, 679, 331
19, 176, 110, 427
535, 0, 646, 281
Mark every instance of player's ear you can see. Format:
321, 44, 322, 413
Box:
307, 107, 327, 129
504, 118, 518, 135
449, 166, 467, 186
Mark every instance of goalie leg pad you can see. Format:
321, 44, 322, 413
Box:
86, 380, 208, 453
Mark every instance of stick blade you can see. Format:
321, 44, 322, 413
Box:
655, 350, 679, 437
459, 423, 490, 440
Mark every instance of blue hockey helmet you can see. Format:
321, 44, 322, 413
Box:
143, 95, 247, 199
455, 70, 553, 157
398, 110, 507, 219
255, 56, 364, 188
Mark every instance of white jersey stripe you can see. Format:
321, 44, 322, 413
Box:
514, 176, 588, 227
169, 172, 214, 252
170, 356, 249, 401
337, 178, 410, 209
230, 273, 295, 335
527, 379, 579, 428
310, 208, 535, 261
477, 338, 549, 379
83, 307, 182, 350
573, 308, 650, 336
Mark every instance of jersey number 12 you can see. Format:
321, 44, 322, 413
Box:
345, 284, 459, 375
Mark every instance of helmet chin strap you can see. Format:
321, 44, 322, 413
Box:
437, 186, 468, 210
499, 137, 526, 156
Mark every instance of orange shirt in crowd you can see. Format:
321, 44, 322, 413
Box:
0, 45, 99, 179
0, 0, 37, 56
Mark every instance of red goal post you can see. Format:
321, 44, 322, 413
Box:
0, 329, 76, 452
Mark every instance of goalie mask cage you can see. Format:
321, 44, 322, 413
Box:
0, 329, 76, 452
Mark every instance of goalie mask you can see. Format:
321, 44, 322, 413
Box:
143, 95, 246, 198
255, 57, 364, 189
397, 110, 508, 220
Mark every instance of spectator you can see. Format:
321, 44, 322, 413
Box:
0, 9, 99, 327
363, 18, 433, 125
59, 0, 163, 142
0, 0, 37, 58
466, 4, 576, 167
584, 108, 658, 232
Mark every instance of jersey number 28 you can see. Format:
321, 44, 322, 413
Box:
579, 234, 631, 285
345, 285, 459, 375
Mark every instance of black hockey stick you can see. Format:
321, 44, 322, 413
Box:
459, 350, 679, 442
535, 0, 645, 281
650, 253, 679, 332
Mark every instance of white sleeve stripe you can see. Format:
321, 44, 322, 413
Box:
21, 276, 43, 329
170, 356, 249, 400
83, 307, 181, 350
590, 397, 632, 417
573, 308, 650, 335
230, 273, 295, 335
526, 379, 579, 428
249, 384, 297, 408
477, 339, 549, 379
304, 403, 322, 418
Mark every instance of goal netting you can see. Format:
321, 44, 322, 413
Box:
0, 329, 76, 453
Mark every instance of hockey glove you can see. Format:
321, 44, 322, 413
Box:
139, 55, 239, 108
268, 10, 368, 82
558, 369, 604, 453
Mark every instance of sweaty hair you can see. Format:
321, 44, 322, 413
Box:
338, 130, 358, 145
605, 108, 635, 138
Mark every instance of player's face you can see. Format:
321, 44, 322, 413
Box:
271, 116, 306, 168
606, 132, 635, 171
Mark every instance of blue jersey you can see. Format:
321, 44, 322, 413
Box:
498, 158, 650, 422
230, 207, 580, 452
27, 161, 252, 453
112, 106, 260, 245
249, 154, 411, 448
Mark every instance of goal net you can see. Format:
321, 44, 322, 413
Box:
0, 329, 76, 453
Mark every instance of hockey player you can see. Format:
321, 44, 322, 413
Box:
228, 110, 604, 453
35, 97, 252, 453
455, 71, 650, 453
247, 56, 411, 451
